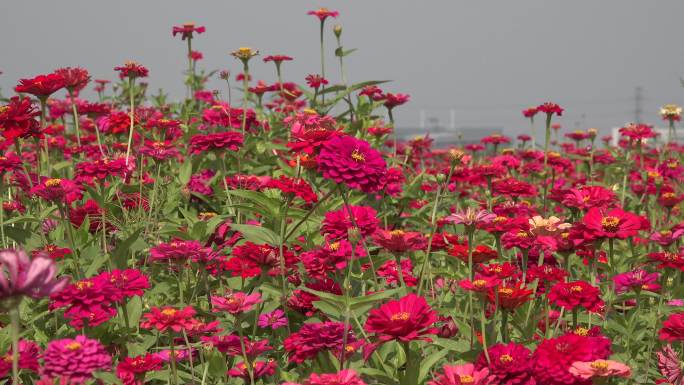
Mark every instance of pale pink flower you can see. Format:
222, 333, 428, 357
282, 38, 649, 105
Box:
569, 360, 631, 380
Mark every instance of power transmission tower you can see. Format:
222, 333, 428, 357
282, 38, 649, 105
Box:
634, 86, 643, 123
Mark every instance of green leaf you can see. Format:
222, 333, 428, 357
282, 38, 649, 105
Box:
418, 349, 450, 383
111, 228, 144, 269
179, 159, 193, 185
230, 224, 280, 245
92, 371, 123, 385
126, 296, 143, 328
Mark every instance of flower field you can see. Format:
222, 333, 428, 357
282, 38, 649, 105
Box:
1, 7, 684, 385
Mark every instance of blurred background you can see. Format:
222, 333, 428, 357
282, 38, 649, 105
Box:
1, 1, 683, 145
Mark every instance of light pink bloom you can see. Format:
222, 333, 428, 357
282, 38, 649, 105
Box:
569, 360, 631, 380
211, 292, 262, 315
0, 249, 68, 301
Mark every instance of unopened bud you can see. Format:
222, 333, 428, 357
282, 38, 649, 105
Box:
448, 149, 465, 164
347, 226, 362, 245
587, 128, 598, 138
333, 24, 342, 38
501, 148, 514, 155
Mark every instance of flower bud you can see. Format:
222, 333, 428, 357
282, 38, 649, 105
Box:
347, 226, 362, 245
333, 24, 343, 38
448, 149, 465, 164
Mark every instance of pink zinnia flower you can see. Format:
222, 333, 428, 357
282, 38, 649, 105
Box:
189, 131, 244, 154
613, 269, 659, 294
658, 344, 684, 385
475, 342, 535, 385
429, 363, 491, 385
228, 360, 276, 381
569, 360, 631, 380
258, 309, 288, 330
548, 280, 603, 312
446, 208, 497, 230
0, 249, 68, 301
284, 321, 357, 363
307, 8, 339, 21
30, 177, 83, 204
41, 335, 111, 382
116, 354, 163, 385
321, 205, 379, 241
372, 229, 426, 253
364, 293, 438, 343
0, 340, 41, 378
172, 23, 206, 39
317, 135, 387, 193
305, 370, 367, 385
211, 291, 261, 315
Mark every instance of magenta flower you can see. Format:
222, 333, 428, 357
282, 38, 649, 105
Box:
429, 363, 491, 385
445, 208, 497, 230
613, 269, 660, 294
211, 291, 262, 315
0, 249, 68, 303
41, 335, 112, 382
317, 135, 388, 193
258, 309, 288, 330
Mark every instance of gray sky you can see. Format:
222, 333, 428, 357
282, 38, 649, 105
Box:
1, 1, 683, 137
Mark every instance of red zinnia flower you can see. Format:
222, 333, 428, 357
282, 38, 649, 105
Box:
0, 97, 41, 141
532, 332, 611, 385
304, 369, 367, 385
211, 291, 261, 315
116, 354, 163, 385
488, 282, 533, 310
581, 207, 641, 239
383, 93, 410, 110
172, 22, 206, 39
317, 135, 387, 193
140, 306, 197, 333
15, 73, 65, 98
536, 102, 564, 116
364, 293, 438, 343
660, 313, 684, 342
321, 205, 379, 241
284, 321, 357, 363
476, 342, 535, 385
189, 131, 244, 154
372, 229, 426, 253
548, 280, 603, 312
30, 177, 83, 204
305, 74, 328, 89
307, 8, 339, 21
263, 55, 293, 64
54, 67, 90, 93
522, 107, 538, 118
114, 61, 149, 78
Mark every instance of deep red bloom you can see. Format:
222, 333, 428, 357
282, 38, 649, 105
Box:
303, 369, 367, 385
660, 313, 684, 342
562, 186, 616, 211
172, 23, 206, 39
265, 175, 318, 203
15, 73, 65, 98
476, 342, 535, 385
383, 93, 410, 109
263, 55, 293, 64
364, 293, 438, 343
55, 67, 90, 93
149, 239, 214, 263
548, 280, 603, 312
317, 135, 387, 193
284, 321, 357, 363
536, 102, 564, 116
140, 306, 197, 332
189, 131, 244, 154
116, 354, 163, 385
228, 360, 276, 381
49, 276, 117, 329
0, 340, 40, 378
321, 205, 379, 240
488, 282, 533, 310
522, 107, 538, 118
581, 207, 641, 239
114, 61, 149, 78
305, 74, 328, 89
0, 97, 41, 141
449, 243, 498, 264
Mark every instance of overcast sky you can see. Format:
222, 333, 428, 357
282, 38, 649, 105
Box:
1, 1, 683, 137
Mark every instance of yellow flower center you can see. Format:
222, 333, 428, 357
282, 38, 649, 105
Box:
459, 375, 474, 384
600, 216, 620, 232
329, 242, 340, 251
493, 216, 507, 223
661, 230, 673, 236
517, 231, 529, 238
161, 308, 177, 317
389, 229, 405, 236
76, 280, 93, 291
351, 149, 365, 162
570, 285, 583, 293
345, 345, 355, 353
499, 354, 513, 363
3, 354, 12, 363
499, 288, 513, 296
0, 156, 6, 161
66, 342, 82, 351
667, 161, 679, 169
574, 327, 589, 336
648, 171, 661, 178
590, 360, 609, 372
0, 106, 10, 114
663, 192, 676, 199
473, 279, 487, 288
45, 178, 62, 187
390, 312, 410, 321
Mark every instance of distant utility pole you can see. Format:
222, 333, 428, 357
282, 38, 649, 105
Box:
634, 86, 643, 123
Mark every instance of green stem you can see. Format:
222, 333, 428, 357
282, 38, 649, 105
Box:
10, 305, 20, 385
125, 77, 136, 165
